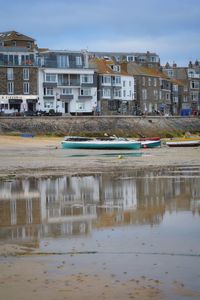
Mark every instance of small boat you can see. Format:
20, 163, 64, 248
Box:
141, 140, 161, 148
166, 140, 200, 147
138, 137, 160, 141
61, 136, 141, 150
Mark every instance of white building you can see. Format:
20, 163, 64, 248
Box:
37, 50, 97, 115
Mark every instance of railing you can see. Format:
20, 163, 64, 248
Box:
57, 80, 80, 86
0, 61, 37, 67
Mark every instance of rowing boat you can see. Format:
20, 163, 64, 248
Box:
61, 136, 141, 150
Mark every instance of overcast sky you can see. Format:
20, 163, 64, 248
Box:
0, 0, 199, 66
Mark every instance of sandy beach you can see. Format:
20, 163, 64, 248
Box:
0, 135, 200, 300
0, 135, 200, 178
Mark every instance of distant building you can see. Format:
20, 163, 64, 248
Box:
126, 62, 173, 115
162, 61, 200, 115
0, 31, 38, 114
89, 58, 135, 115
89, 50, 160, 68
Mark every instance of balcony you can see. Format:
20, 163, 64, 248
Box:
57, 79, 80, 86
60, 94, 73, 100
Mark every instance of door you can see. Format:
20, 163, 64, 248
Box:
65, 102, 68, 113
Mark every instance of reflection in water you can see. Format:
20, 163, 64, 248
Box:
0, 167, 200, 247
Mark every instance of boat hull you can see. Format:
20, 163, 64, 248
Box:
141, 140, 161, 148
61, 140, 141, 150
166, 140, 200, 147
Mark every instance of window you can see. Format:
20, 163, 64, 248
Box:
101, 76, 111, 84
111, 65, 120, 72
142, 89, 147, 100
44, 101, 54, 109
191, 92, 198, 101
129, 81, 131, 87
154, 78, 157, 86
153, 90, 158, 100
7, 82, 14, 94
77, 102, 85, 110
127, 56, 134, 62
57, 55, 69, 68
142, 77, 145, 86
148, 78, 151, 86
23, 82, 29, 94
12, 41, 16, 47
191, 81, 199, 89
7, 68, 14, 80
115, 76, 121, 84
81, 74, 93, 84
123, 90, 126, 97
45, 73, 57, 82
114, 89, 121, 97
62, 88, 72, 95
23, 68, 29, 80
80, 88, 91, 96
44, 87, 54, 96
76, 56, 82, 66
27, 42, 31, 49
102, 88, 111, 98
166, 93, 170, 100
108, 100, 119, 111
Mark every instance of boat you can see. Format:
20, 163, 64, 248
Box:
61, 136, 141, 150
141, 140, 161, 148
138, 137, 160, 141
166, 140, 200, 147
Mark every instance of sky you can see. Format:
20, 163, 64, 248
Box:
0, 0, 199, 66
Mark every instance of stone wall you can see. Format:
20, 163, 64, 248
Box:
0, 116, 200, 137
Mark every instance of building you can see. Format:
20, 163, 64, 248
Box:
89, 58, 135, 115
0, 31, 38, 114
126, 62, 173, 115
89, 51, 160, 68
162, 61, 200, 115
37, 50, 97, 115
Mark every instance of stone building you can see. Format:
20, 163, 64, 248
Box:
126, 62, 173, 115
162, 61, 200, 115
0, 31, 38, 114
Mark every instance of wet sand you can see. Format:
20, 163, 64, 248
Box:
0, 135, 200, 300
0, 135, 200, 178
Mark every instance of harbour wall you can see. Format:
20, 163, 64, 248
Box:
0, 116, 200, 137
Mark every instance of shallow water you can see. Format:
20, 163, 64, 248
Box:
0, 166, 200, 299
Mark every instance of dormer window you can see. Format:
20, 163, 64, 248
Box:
12, 41, 16, 47
110, 65, 121, 72
27, 42, 31, 49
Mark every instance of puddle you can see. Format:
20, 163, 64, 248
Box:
66, 151, 145, 158
0, 167, 200, 299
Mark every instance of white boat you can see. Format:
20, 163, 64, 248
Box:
61, 136, 141, 150
166, 140, 200, 147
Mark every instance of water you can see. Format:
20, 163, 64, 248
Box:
0, 166, 200, 299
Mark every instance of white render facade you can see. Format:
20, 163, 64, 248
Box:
36, 50, 97, 115
99, 73, 135, 114
38, 68, 97, 115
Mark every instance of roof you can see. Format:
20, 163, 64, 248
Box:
127, 62, 169, 79
0, 31, 35, 42
89, 58, 130, 76
170, 78, 184, 86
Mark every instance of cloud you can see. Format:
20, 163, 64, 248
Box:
0, 0, 199, 65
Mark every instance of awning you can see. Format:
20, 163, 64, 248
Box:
9, 99, 23, 104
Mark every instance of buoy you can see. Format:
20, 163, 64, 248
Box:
118, 155, 123, 159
